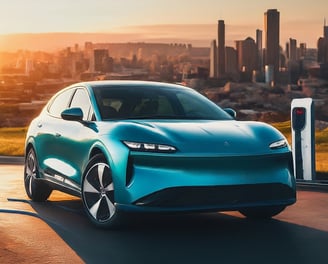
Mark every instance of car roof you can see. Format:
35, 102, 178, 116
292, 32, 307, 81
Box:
75, 80, 190, 91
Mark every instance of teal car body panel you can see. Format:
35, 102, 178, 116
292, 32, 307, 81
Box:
25, 80, 296, 215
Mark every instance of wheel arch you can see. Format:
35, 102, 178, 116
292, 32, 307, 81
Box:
88, 138, 119, 165
88, 144, 113, 172
25, 141, 35, 158
89, 147, 104, 160
87, 140, 129, 202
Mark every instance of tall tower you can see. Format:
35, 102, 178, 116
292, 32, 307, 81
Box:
324, 18, 328, 39
288, 38, 297, 62
318, 19, 328, 64
264, 9, 280, 83
209, 40, 218, 78
217, 20, 226, 78
256, 29, 263, 71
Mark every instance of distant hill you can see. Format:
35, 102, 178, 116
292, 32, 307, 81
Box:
0, 33, 135, 51
0, 32, 212, 52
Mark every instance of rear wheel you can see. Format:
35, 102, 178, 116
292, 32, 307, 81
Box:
24, 148, 52, 202
81, 154, 121, 228
239, 205, 286, 219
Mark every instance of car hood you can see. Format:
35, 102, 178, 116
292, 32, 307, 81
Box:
99, 120, 288, 155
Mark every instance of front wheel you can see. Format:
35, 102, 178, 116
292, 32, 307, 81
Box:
24, 148, 52, 202
239, 205, 286, 219
81, 154, 121, 228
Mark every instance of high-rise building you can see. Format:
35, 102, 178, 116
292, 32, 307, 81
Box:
288, 38, 297, 62
84, 42, 94, 72
318, 37, 328, 64
256, 29, 263, 72
299, 43, 307, 58
94, 49, 109, 72
225, 46, 238, 79
285, 42, 290, 60
318, 19, 328, 79
236, 37, 258, 81
318, 19, 328, 64
217, 20, 226, 78
209, 40, 218, 78
264, 9, 280, 82
287, 38, 300, 84
324, 18, 328, 39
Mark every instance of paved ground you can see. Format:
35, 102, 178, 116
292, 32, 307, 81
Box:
0, 165, 83, 263
1, 164, 328, 264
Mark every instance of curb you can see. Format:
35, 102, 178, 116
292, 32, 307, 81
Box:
296, 181, 328, 192
0, 156, 24, 165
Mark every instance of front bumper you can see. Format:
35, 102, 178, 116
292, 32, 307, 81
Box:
115, 151, 296, 212
133, 183, 295, 208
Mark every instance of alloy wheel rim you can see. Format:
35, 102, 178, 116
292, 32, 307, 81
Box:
25, 150, 37, 196
83, 163, 115, 222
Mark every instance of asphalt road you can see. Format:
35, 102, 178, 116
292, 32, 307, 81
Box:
1, 164, 328, 264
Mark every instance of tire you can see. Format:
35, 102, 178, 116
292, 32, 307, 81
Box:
24, 148, 52, 202
81, 154, 121, 228
239, 205, 286, 219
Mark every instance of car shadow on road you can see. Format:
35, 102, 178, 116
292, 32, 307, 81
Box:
28, 198, 328, 264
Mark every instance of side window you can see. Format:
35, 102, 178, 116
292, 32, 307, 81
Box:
70, 88, 92, 121
48, 89, 75, 118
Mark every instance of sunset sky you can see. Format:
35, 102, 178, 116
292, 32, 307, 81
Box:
1, 0, 328, 49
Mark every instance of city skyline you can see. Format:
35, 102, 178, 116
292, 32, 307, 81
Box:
0, 1, 328, 50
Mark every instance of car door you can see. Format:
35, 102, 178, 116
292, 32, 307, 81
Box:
35, 87, 76, 177
52, 87, 96, 185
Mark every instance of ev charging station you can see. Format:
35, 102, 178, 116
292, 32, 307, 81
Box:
291, 98, 316, 181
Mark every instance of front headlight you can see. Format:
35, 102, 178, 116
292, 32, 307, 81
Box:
269, 139, 288, 149
122, 141, 177, 153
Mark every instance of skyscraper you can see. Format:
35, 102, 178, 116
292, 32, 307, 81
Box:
288, 38, 297, 62
225, 46, 238, 79
318, 37, 328, 64
299, 43, 307, 58
236, 37, 258, 81
217, 20, 226, 78
209, 40, 218, 78
324, 18, 328, 39
318, 19, 328, 79
264, 9, 280, 83
256, 29, 263, 72
318, 19, 328, 64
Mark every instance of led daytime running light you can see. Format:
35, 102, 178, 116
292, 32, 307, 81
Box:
123, 141, 176, 153
269, 139, 287, 149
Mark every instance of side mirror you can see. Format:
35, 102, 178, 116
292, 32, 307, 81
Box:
61, 108, 84, 121
223, 108, 237, 119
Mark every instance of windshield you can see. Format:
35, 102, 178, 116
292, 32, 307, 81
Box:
92, 84, 233, 121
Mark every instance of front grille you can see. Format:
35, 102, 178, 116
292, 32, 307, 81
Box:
134, 183, 295, 208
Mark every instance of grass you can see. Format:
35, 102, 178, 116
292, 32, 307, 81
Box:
1, 123, 328, 174
0, 127, 27, 156
272, 121, 328, 174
